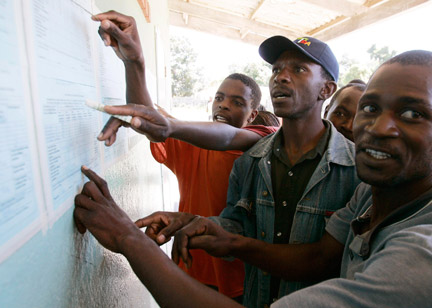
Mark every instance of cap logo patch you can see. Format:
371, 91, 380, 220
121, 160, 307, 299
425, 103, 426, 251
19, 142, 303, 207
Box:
296, 37, 311, 46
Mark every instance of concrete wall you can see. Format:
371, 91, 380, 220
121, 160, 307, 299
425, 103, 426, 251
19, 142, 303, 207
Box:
0, 0, 173, 307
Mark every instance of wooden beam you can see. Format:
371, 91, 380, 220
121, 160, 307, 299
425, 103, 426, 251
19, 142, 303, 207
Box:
246, 0, 268, 42
168, 0, 297, 38
250, 0, 268, 20
240, 29, 251, 39
301, 0, 368, 15
170, 11, 278, 46
363, 0, 390, 8
137, 0, 151, 22
182, 12, 189, 25
308, 16, 349, 36
313, 0, 428, 41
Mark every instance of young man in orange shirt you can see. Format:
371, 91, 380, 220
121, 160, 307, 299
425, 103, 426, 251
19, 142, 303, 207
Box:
147, 73, 276, 299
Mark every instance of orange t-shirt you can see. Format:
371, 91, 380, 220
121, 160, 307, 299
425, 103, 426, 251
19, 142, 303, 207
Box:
150, 125, 277, 297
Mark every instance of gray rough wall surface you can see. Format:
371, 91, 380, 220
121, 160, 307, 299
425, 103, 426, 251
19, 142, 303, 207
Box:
68, 138, 165, 308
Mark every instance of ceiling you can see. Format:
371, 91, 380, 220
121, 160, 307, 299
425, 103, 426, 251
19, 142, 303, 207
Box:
168, 0, 429, 45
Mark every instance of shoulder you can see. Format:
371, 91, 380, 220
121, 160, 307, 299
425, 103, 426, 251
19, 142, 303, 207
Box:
370, 224, 432, 281
150, 138, 202, 158
341, 182, 372, 216
230, 132, 278, 172
244, 128, 281, 157
243, 125, 279, 137
327, 183, 371, 239
325, 121, 356, 167
388, 224, 432, 244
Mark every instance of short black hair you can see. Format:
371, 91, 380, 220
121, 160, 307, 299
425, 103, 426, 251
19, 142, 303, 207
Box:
348, 79, 366, 85
325, 80, 366, 114
383, 50, 432, 67
226, 73, 261, 109
251, 110, 280, 127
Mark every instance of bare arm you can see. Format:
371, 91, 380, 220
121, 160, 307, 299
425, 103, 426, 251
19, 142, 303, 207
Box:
120, 234, 241, 308
173, 217, 344, 281
92, 11, 153, 146
73, 167, 242, 308
168, 118, 265, 151
92, 11, 152, 107
102, 104, 267, 151
225, 232, 343, 281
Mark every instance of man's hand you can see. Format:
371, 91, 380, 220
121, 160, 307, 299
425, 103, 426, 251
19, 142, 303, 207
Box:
74, 166, 140, 253
135, 211, 197, 245
98, 104, 173, 143
91, 11, 155, 146
172, 218, 236, 268
74, 169, 242, 308
97, 116, 124, 146
92, 11, 143, 63
155, 104, 176, 119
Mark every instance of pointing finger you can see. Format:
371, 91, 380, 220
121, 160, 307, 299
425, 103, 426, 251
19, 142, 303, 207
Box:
81, 166, 113, 200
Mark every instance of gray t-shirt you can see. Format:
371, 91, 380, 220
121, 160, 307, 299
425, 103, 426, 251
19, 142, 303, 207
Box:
272, 183, 432, 308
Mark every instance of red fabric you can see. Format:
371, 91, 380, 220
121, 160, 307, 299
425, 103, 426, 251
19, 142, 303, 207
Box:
150, 125, 277, 297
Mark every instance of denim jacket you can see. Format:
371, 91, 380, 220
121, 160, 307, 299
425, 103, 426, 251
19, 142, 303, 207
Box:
211, 121, 361, 308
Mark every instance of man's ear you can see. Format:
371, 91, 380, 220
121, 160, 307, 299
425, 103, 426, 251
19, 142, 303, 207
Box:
319, 80, 337, 101
247, 109, 259, 124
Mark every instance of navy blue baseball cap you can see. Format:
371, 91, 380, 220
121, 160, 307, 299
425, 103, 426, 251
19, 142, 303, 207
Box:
259, 36, 339, 82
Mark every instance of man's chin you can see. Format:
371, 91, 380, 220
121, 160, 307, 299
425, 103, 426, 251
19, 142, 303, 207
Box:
358, 172, 400, 188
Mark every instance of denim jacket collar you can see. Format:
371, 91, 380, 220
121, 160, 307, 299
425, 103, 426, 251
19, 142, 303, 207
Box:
248, 119, 355, 167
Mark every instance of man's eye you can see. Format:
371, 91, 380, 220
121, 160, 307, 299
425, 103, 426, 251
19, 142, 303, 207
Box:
295, 67, 306, 73
234, 101, 243, 106
214, 96, 223, 102
401, 110, 422, 119
272, 67, 280, 74
362, 105, 377, 113
335, 111, 345, 117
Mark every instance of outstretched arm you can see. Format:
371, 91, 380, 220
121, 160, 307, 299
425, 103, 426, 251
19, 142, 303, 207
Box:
74, 166, 242, 308
92, 11, 154, 146
101, 104, 271, 151
171, 217, 344, 281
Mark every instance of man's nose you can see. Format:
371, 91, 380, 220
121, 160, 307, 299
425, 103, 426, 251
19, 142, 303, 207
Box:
365, 112, 399, 138
218, 98, 230, 110
274, 68, 291, 84
342, 117, 354, 133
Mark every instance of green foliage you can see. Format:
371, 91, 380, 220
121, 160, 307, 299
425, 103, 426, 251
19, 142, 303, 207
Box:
170, 35, 204, 97
338, 55, 371, 86
229, 61, 272, 86
338, 44, 398, 87
367, 44, 398, 64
